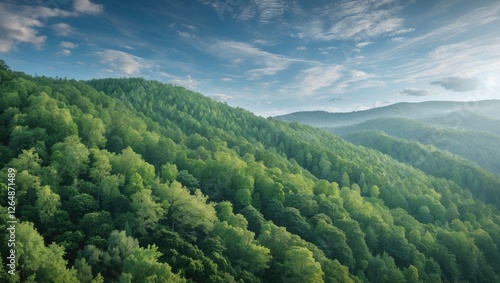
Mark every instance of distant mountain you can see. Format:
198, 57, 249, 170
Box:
275, 100, 500, 128
333, 117, 500, 175
422, 110, 500, 137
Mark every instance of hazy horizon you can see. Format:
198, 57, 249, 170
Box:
1, 0, 499, 116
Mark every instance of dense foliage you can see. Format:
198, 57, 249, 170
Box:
344, 130, 500, 207
1, 62, 500, 282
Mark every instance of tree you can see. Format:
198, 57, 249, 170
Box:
51, 135, 90, 182
341, 172, 350, 188
124, 173, 145, 197
280, 246, 324, 283
131, 189, 165, 235
160, 162, 178, 183
36, 185, 61, 229
161, 181, 216, 235
14, 222, 79, 282
120, 245, 186, 283
65, 193, 98, 222
80, 211, 114, 239
78, 114, 106, 148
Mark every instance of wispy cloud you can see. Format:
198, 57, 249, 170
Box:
386, 1, 500, 51
296, 65, 344, 95
392, 38, 500, 81
295, 0, 410, 42
400, 87, 433, 96
211, 94, 233, 101
207, 40, 305, 79
201, 0, 287, 24
57, 41, 78, 56
160, 72, 201, 89
170, 76, 200, 89
0, 3, 69, 51
52, 23, 75, 36
96, 49, 152, 75
254, 0, 287, 24
356, 41, 374, 48
73, 0, 104, 15
59, 41, 78, 49
389, 28, 415, 36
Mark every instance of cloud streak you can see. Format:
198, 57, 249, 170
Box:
74, 0, 104, 15
296, 65, 344, 95
431, 77, 480, 92
400, 88, 433, 96
52, 23, 75, 36
207, 40, 306, 79
96, 49, 152, 76
295, 0, 410, 42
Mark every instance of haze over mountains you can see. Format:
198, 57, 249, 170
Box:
276, 100, 500, 129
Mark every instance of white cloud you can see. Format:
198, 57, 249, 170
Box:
74, 0, 104, 15
256, 101, 272, 105
431, 77, 480, 92
96, 49, 151, 75
368, 2, 500, 85
59, 41, 78, 49
389, 28, 415, 36
57, 41, 77, 56
394, 38, 500, 81
170, 75, 200, 89
52, 23, 75, 36
59, 49, 72, 56
390, 37, 406, 43
207, 40, 305, 79
296, 65, 344, 95
296, 0, 409, 42
177, 31, 194, 39
350, 70, 375, 80
202, 0, 287, 24
386, 2, 500, 52
211, 94, 234, 101
160, 72, 200, 89
0, 3, 52, 51
356, 41, 374, 48
254, 0, 287, 24
0, 1, 103, 53
400, 88, 433, 96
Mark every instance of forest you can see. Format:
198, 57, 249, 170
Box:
1, 60, 500, 282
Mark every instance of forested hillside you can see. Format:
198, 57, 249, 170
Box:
332, 118, 500, 175
344, 130, 500, 207
2, 62, 500, 283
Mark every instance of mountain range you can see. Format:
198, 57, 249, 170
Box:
276, 100, 500, 130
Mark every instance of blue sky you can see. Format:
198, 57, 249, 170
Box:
1, 0, 500, 116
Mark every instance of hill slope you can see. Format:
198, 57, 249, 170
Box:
1, 63, 500, 282
344, 130, 500, 206
333, 117, 500, 175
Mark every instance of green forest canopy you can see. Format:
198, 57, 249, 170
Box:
1, 62, 500, 282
